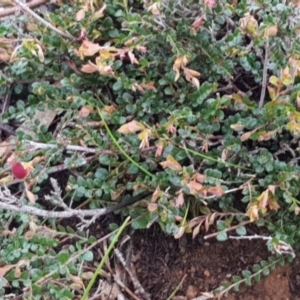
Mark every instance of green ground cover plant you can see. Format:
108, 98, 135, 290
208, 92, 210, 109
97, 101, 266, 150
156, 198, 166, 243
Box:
1, 0, 300, 298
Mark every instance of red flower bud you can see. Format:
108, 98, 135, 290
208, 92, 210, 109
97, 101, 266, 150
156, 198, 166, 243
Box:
11, 162, 30, 179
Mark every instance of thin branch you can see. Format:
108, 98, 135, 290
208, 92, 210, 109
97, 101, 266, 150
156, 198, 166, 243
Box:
11, 0, 76, 41
229, 234, 295, 258
0, 0, 47, 19
24, 140, 116, 154
0, 186, 151, 221
229, 234, 271, 241
0, 195, 107, 218
201, 186, 244, 200
114, 248, 150, 300
204, 220, 252, 240
259, 37, 270, 109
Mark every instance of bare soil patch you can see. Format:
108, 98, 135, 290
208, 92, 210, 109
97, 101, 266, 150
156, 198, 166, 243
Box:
131, 227, 300, 300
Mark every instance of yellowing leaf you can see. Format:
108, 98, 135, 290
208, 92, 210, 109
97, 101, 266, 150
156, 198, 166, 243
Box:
91, 3, 107, 21
194, 173, 206, 183
76, 8, 86, 21
257, 185, 280, 211
240, 130, 254, 142
81, 63, 98, 73
0, 175, 14, 184
135, 45, 147, 53
155, 141, 164, 157
269, 75, 280, 87
80, 272, 94, 280
257, 190, 269, 209
239, 13, 258, 37
70, 283, 84, 291
183, 67, 201, 78
191, 77, 200, 89
173, 55, 189, 82
246, 203, 260, 222
160, 155, 182, 171
264, 25, 278, 37
0, 264, 16, 277
296, 91, 300, 108
24, 230, 35, 240
148, 203, 158, 212
138, 129, 150, 149
191, 16, 205, 34
102, 105, 116, 115
25, 187, 35, 204
173, 57, 182, 82
117, 121, 145, 134
175, 191, 185, 207
183, 66, 202, 88
258, 129, 277, 141
95, 57, 115, 76
78, 40, 101, 59
36, 45, 44, 63
150, 186, 160, 203
173, 226, 185, 239
128, 51, 139, 64
140, 82, 157, 92
131, 82, 145, 93
99, 49, 115, 61
207, 186, 224, 197
286, 120, 300, 136
267, 86, 276, 100
281, 67, 294, 86
79, 106, 93, 117
70, 275, 84, 289
186, 180, 204, 195
147, 2, 161, 15
0, 48, 11, 62
230, 123, 245, 132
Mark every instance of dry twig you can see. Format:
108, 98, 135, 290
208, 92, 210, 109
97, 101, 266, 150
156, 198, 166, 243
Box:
11, 0, 76, 41
0, 0, 47, 18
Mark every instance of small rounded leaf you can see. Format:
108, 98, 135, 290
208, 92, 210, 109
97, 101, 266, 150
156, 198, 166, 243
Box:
216, 231, 228, 241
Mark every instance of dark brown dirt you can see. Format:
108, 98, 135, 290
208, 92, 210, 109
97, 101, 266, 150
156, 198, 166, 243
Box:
131, 227, 300, 300
39, 171, 300, 300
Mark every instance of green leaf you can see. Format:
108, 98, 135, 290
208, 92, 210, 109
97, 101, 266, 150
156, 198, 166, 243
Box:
260, 260, 268, 268
108, 223, 119, 231
252, 264, 261, 272
164, 87, 173, 95
242, 270, 251, 278
132, 215, 151, 229
127, 163, 139, 174
95, 168, 109, 181
190, 82, 216, 106
232, 275, 241, 283
236, 226, 247, 236
82, 251, 94, 262
253, 272, 260, 282
245, 277, 252, 286
109, 29, 119, 38
233, 283, 240, 292
262, 267, 270, 276
66, 226, 75, 234
58, 251, 70, 264
112, 81, 122, 91
216, 231, 228, 241
216, 220, 227, 231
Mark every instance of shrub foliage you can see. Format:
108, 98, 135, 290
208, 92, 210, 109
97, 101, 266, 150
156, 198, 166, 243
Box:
1, 0, 300, 297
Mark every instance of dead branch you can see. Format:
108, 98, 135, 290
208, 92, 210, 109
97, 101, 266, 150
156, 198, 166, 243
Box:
11, 0, 76, 41
0, 0, 47, 19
